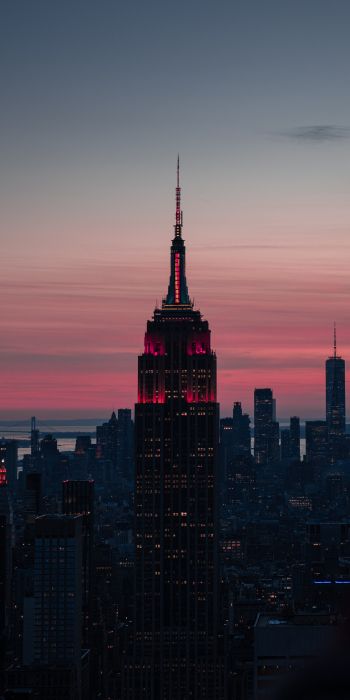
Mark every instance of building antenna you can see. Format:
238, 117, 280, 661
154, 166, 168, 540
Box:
175, 155, 182, 236
334, 321, 337, 358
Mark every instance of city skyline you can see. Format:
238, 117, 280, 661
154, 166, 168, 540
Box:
1, 163, 348, 421
2, 1, 350, 419
3, 4, 350, 699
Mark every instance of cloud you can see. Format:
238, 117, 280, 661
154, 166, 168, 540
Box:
283, 125, 350, 142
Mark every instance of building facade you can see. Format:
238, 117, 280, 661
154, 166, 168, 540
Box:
254, 389, 279, 464
126, 162, 224, 699
326, 328, 346, 461
32, 515, 83, 666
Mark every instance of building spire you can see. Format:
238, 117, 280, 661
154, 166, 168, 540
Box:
175, 155, 182, 237
334, 321, 337, 358
163, 158, 191, 308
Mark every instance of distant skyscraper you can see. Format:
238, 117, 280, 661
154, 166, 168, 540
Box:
40, 434, 67, 494
305, 421, 328, 462
24, 472, 42, 518
232, 402, 251, 455
126, 161, 223, 698
75, 436, 92, 455
220, 417, 233, 488
290, 416, 300, 462
268, 421, 280, 463
326, 325, 346, 436
30, 416, 39, 458
96, 411, 118, 467
280, 429, 291, 461
117, 408, 133, 480
254, 389, 278, 464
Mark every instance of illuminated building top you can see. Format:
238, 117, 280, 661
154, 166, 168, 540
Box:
163, 156, 192, 310
137, 160, 216, 405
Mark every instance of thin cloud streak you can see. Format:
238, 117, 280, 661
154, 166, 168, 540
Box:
282, 124, 350, 142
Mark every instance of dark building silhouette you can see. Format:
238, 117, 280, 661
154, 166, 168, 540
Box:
33, 515, 83, 665
254, 389, 279, 464
126, 161, 224, 699
40, 434, 68, 494
232, 402, 251, 456
280, 429, 291, 461
290, 416, 300, 461
96, 411, 118, 468
305, 421, 328, 462
24, 472, 42, 517
117, 409, 134, 480
326, 326, 346, 436
75, 436, 92, 455
62, 480, 94, 646
220, 417, 233, 488
227, 453, 256, 506
268, 420, 280, 463
30, 417, 40, 459
20, 515, 89, 700
40, 434, 58, 458
16, 515, 89, 700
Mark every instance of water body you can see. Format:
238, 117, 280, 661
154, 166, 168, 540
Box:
0, 418, 104, 458
0, 418, 306, 459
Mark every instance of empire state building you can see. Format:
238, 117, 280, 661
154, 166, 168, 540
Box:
125, 161, 224, 699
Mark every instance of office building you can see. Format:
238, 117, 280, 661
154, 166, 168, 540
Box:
126, 161, 224, 698
326, 326, 345, 435
305, 421, 328, 462
117, 409, 134, 480
24, 472, 42, 518
96, 411, 118, 468
220, 417, 233, 488
232, 402, 251, 456
254, 389, 274, 464
30, 417, 40, 458
289, 416, 300, 462
280, 429, 291, 461
62, 481, 94, 645
31, 515, 83, 666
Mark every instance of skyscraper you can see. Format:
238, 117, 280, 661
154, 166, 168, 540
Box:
254, 389, 279, 464
290, 416, 300, 462
326, 325, 346, 436
219, 417, 233, 489
62, 480, 94, 646
96, 411, 118, 467
117, 408, 134, 480
232, 402, 251, 456
21, 515, 88, 699
305, 421, 328, 462
30, 416, 40, 459
280, 429, 291, 461
127, 161, 223, 699
32, 515, 83, 666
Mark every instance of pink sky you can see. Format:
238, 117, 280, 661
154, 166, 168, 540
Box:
2, 1, 350, 422
2, 220, 350, 420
